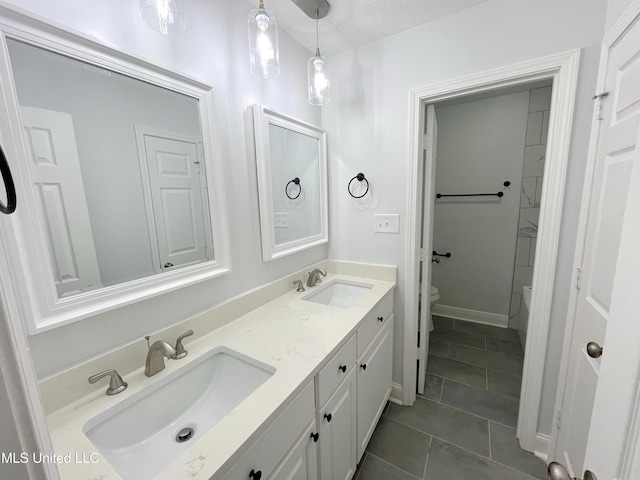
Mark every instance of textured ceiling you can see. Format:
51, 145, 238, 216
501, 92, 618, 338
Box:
259, 0, 490, 56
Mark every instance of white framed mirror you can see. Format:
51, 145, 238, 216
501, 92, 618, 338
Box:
252, 105, 328, 262
0, 9, 231, 332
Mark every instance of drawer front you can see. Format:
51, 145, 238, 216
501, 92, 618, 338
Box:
357, 292, 393, 357
221, 381, 315, 480
316, 334, 356, 407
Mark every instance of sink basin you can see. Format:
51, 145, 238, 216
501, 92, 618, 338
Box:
302, 279, 373, 308
83, 347, 275, 480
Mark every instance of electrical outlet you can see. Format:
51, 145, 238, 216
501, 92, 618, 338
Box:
374, 214, 400, 233
274, 212, 289, 228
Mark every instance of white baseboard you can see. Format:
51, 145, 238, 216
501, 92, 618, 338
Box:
533, 433, 550, 462
390, 382, 404, 405
431, 304, 509, 328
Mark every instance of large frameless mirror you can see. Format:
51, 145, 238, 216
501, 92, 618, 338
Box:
0, 11, 230, 331
252, 105, 328, 261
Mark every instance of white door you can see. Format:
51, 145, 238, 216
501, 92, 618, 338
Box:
552, 5, 640, 478
417, 104, 437, 394
21, 106, 101, 297
141, 132, 210, 272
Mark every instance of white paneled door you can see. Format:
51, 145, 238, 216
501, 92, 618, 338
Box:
21, 106, 101, 297
139, 131, 211, 272
552, 5, 640, 479
417, 104, 437, 395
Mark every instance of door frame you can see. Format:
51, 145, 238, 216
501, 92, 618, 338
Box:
550, 0, 640, 472
403, 50, 581, 456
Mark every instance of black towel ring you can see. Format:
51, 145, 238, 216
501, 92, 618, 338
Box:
0, 144, 16, 215
348, 173, 369, 199
285, 177, 301, 200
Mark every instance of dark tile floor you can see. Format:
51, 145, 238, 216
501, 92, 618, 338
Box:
353, 316, 547, 480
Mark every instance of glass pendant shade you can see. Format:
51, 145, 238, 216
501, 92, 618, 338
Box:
307, 50, 330, 105
139, 0, 187, 35
248, 1, 280, 78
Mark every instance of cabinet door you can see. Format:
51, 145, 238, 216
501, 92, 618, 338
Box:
270, 419, 318, 480
357, 316, 393, 461
318, 368, 356, 480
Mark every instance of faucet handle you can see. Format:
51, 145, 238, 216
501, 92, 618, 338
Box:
293, 280, 305, 292
88, 369, 128, 395
171, 330, 194, 359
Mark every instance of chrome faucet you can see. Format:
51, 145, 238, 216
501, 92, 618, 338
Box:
144, 336, 176, 377
306, 268, 327, 287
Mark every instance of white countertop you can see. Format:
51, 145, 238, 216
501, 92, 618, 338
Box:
45, 273, 396, 480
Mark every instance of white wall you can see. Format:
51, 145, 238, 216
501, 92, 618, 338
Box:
324, 0, 606, 437
432, 91, 529, 320
1, 0, 326, 377
606, 0, 637, 31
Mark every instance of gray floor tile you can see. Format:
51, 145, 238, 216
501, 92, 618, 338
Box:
419, 374, 443, 402
426, 354, 487, 389
386, 398, 490, 456
433, 316, 455, 331
490, 422, 548, 479
440, 380, 520, 428
431, 329, 486, 349
449, 343, 524, 376
488, 369, 522, 399
486, 336, 524, 357
454, 320, 520, 342
366, 417, 430, 477
425, 437, 537, 480
428, 336, 450, 357
356, 453, 421, 480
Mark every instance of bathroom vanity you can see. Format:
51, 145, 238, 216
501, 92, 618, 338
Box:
44, 271, 395, 480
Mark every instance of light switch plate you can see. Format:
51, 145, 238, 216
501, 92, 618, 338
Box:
374, 214, 400, 233
274, 212, 289, 228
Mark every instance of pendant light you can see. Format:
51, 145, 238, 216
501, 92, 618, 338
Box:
307, 9, 330, 105
248, 0, 280, 78
139, 0, 187, 35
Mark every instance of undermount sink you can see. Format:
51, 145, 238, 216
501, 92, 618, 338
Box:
302, 279, 373, 308
83, 347, 275, 480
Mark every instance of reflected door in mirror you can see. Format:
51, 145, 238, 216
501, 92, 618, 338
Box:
22, 106, 102, 297
137, 130, 213, 272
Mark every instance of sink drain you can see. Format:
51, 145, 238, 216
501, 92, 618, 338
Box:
176, 427, 194, 443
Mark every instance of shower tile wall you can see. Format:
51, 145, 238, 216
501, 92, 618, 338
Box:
509, 86, 551, 325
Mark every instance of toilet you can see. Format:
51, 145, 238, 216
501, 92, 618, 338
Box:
429, 285, 440, 332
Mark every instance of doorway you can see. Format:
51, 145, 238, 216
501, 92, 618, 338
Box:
403, 50, 581, 457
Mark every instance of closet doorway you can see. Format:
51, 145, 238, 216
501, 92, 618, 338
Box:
403, 51, 580, 456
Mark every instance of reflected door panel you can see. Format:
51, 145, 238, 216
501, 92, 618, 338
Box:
142, 134, 210, 271
21, 106, 102, 297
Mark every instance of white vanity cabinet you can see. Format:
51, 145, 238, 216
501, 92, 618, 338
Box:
315, 336, 357, 480
356, 294, 394, 461
221, 381, 317, 480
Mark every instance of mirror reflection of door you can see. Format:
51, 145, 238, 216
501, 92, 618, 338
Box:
21, 106, 102, 297
136, 128, 212, 273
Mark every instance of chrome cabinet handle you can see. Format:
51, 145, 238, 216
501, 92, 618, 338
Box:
586, 342, 603, 358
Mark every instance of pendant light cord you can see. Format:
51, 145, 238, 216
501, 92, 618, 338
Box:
315, 8, 320, 57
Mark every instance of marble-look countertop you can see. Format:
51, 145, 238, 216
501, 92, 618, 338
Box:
46, 273, 396, 480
